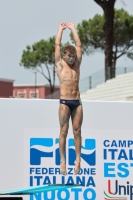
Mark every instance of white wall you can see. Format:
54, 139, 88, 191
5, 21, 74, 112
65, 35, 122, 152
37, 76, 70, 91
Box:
0, 99, 133, 200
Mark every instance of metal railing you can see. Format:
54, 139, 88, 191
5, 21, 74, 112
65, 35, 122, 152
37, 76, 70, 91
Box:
45, 66, 133, 99
79, 67, 133, 93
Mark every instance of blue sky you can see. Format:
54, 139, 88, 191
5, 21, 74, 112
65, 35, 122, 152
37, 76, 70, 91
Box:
0, 0, 132, 85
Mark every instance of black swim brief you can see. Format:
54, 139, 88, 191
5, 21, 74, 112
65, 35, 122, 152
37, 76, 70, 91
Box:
60, 99, 82, 111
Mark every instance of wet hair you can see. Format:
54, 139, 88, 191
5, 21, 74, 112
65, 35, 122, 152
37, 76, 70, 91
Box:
63, 45, 77, 55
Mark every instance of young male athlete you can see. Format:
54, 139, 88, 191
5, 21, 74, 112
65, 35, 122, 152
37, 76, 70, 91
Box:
55, 22, 83, 175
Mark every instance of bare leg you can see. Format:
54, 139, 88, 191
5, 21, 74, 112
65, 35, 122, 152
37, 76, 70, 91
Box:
71, 105, 83, 175
58, 104, 71, 175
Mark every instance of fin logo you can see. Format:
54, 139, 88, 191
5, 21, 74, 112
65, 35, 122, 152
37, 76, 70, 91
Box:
30, 138, 96, 166
30, 138, 53, 165
68, 138, 96, 166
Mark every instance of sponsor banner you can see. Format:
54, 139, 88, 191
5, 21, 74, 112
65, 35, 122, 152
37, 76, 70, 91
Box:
103, 136, 133, 200
24, 129, 133, 200
24, 128, 98, 200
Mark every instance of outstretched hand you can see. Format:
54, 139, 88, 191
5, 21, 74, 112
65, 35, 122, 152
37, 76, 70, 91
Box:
59, 23, 67, 30
67, 22, 75, 30
59, 22, 75, 31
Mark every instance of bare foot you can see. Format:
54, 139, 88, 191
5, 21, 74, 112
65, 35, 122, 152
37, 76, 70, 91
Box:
60, 161, 67, 175
74, 160, 80, 175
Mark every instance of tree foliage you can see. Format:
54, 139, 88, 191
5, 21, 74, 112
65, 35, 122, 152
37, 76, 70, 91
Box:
71, 8, 133, 78
70, 14, 105, 54
20, 37, 56, 95
114, 9, 133, 62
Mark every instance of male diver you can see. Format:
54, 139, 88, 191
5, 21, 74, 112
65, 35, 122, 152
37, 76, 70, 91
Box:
55, 22, 83, 175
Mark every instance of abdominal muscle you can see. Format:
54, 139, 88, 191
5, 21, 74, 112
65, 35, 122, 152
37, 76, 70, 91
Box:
59, 78, 80, 100
57, 59, 81, 100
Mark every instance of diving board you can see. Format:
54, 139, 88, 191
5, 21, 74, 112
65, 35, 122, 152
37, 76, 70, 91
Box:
0, 184, 81, 195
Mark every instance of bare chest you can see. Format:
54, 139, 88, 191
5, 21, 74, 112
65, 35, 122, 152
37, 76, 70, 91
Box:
62, 68, 79, 79
58, 62, 79, 80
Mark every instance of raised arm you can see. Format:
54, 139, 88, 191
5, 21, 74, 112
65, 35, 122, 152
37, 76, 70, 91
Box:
67, 22, 82, 64
55, 23, 67, 65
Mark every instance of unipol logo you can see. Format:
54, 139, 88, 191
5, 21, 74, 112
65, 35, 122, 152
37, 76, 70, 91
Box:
30, 138, 96, 166
104, 180, 129, 200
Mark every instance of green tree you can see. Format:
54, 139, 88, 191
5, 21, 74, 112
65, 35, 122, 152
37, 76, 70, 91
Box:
113, 9, 133, 68
20, 37, 56, 96
72, 8, 133, 79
